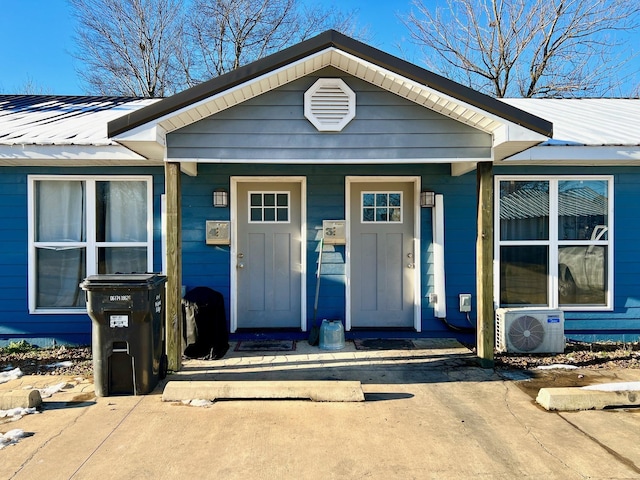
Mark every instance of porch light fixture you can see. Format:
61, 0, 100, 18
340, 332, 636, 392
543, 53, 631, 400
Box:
420, 191, 435, 208
213, 188, 228, 208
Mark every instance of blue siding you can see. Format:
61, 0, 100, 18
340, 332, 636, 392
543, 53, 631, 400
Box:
0, 166, 165, 347
180, 163, 479, 337
3, 162, 639, 345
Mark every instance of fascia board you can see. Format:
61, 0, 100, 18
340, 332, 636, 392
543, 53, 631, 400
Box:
502, 145, 640, 164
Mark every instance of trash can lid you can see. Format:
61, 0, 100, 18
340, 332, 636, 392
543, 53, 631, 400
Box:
80, 273, 167, 290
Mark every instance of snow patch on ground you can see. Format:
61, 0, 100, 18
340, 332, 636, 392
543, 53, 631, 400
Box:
0, 429, 27, 449
182, 399, 214, 407
536, 364, 579, 370
38, 382, 69, 398
0, 367, 23, 384
581, 382, 640, 392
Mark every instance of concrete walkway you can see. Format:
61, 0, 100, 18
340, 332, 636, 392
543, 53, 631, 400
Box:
2, 339, 640, 479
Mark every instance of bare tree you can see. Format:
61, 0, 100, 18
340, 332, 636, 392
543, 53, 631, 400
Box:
403, 0, 640, 97
71, 0, 187, 97
186, 0, 362, 84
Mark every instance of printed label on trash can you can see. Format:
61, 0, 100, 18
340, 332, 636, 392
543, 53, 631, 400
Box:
110, 315, 129, 328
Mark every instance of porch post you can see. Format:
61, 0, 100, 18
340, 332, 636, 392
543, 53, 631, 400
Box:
476, 161, 494, 368
165, 162, 183, 371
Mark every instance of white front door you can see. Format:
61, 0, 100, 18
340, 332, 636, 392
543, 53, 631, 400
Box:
347, 178, 419, 329
232, 178, 305, 330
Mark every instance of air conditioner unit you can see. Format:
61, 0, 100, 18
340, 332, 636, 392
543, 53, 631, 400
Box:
496, 308, 565, 354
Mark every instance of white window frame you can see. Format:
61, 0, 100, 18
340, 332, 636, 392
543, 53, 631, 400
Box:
247, 190, 291, 224
494, 175, 614, 311
28, 175, 154, 314
360, 191, 403, 223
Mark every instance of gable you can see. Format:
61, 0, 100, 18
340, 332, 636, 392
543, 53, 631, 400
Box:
166, 68, 492, 162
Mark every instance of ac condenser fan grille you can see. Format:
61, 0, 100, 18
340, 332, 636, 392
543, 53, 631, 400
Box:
508, 315, 545, 352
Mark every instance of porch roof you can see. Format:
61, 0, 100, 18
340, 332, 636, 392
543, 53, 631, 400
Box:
107, 30, 553, 165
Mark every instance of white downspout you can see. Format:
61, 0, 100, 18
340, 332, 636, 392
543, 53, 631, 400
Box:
432, 194, 447, 318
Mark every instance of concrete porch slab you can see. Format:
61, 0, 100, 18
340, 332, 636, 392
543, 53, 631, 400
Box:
162, 380, 365, 403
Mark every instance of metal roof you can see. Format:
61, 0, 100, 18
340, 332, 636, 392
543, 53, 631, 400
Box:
502, 98, 640, 147
0, 95, 158, 146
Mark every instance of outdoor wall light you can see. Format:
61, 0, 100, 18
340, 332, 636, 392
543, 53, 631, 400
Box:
420, 190, 436, 208
213, 188, 229, 208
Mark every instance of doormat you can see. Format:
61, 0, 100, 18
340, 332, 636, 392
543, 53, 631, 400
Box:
353, 339, 415, 350
234, 340, 296, 352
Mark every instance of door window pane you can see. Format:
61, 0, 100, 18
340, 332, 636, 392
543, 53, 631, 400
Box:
362, 192, 402, 223
248, 191, 289, 223
500, 246, 548, 306
499, 181, 549, 241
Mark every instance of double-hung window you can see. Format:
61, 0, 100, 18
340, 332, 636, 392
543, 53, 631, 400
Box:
496, 176, 612, 310
28, 176, 153, 313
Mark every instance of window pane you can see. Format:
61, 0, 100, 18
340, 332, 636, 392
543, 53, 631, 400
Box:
389, 193, 401, 207
36, 180, 85, 242
277, 194, 288, 206
277, 208, 288, 222
375, 208, 388, 222
559, 245, 607, 306
500, 246, 548, 306
362, 194, 374, 207
98, 247, 147, 274
363, 208, 374, 222
250, 208, 262, 221
250, 194, 262, 206
389, 208, 401, 222
96, 181, 147, 242
36, 247, 86, 308
264, 194, 275, 206
558, 180, 608, 240
500, 181, 549, 241
264, 208, 275, 221
376, 194, 388, 207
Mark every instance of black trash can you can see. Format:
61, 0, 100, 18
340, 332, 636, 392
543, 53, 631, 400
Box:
182, 287, 229, 360
80, 273, 167, 396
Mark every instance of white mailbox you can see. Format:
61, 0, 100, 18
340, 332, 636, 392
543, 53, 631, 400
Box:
206, 221, 231, 245
322, 220, 346, 245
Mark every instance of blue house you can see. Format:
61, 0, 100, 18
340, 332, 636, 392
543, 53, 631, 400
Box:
1, 31, 639, 364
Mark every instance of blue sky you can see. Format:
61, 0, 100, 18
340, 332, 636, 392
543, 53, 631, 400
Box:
1, 0, 638, 96
0, 0, 415, 95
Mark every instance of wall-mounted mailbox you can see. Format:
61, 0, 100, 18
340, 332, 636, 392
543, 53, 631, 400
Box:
206, 221, 230, 245
323, 220, 346, 245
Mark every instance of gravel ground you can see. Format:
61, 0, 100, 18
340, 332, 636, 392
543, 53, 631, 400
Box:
1, 340, 639, 378
0, 345, 94, 378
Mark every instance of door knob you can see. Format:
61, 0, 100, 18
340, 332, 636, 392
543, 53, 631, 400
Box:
237, 263, 245, 269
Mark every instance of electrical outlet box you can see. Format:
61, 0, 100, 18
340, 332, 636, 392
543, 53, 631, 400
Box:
459, 294, 472, 312
322, 220, 346, 245
206, 221, 230, 245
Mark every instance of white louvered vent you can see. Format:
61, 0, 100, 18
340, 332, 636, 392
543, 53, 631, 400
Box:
304, 78, 355, 132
